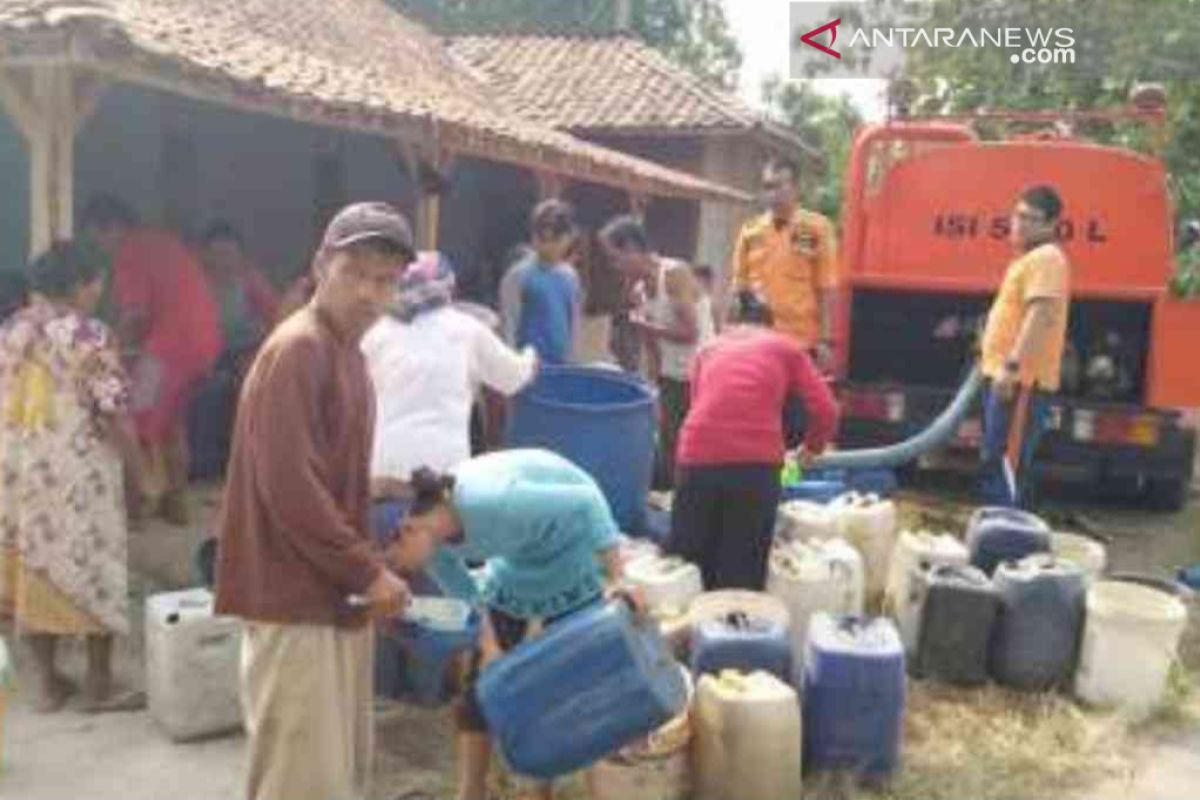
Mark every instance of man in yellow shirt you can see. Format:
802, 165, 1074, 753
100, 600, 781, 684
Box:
731, 156, 839, 368
979, 185, 1072, 508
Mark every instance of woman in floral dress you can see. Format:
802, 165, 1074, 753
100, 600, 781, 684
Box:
0, 241, 136, 713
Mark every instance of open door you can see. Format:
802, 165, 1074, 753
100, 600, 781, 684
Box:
1148, 297, 1200, 408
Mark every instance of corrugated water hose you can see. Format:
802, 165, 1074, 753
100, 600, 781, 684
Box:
811, 365, 985, 471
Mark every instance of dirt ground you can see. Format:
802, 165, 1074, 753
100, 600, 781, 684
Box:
3, 475, 1198, 800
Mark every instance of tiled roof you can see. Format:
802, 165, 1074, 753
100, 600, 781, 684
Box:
449, 33, 809, 154
0, 1, 749, 202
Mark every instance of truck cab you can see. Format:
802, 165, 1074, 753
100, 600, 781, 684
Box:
835, 117, 1200, 509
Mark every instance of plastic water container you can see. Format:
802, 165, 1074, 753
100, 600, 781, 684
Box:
781, 480, 847, 504
690, 611, 792, 681
885, 530, 969, 614
377, 598, 479, 705
1075, 580, 1188, 715
803, 614, 905, 780
591, 669, 694, 800
145, 589, 242, 741
626, 554, 704, 619
694, 671, 803, 800
911, 565, 998, 686
828, 493, 899, 608
478, 602, 687, 780
1050, 532, 1108, 581
777, 500, 841, 542
618, 533, 661, 566
507, 366, 656, 535
991, 556, 1087, 691
966, 507, 1051, 577
807, 467, 899, 497
685, 591, 790, 649
766, 538, 865, 668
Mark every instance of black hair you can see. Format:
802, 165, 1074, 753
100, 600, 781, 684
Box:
27, 240, 101, 299
530, 199, 576, 237
764, 156, 801, 182
732, 289, 774, 327
1, 270, 30, 321
81, 194, 138, 230
1021, 185, 1064, 222
201, 220, 245, 247
600, 214, 650, 253
692, 264, 715, 283
408, 467, 456, 518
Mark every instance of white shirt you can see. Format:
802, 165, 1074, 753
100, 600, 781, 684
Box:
362, 307, 536, 480
646, 260, 715, 381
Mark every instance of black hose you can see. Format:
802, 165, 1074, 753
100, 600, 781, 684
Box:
813, 366, 985, 471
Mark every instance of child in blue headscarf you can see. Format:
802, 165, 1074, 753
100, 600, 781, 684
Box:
387, 448, 629, 800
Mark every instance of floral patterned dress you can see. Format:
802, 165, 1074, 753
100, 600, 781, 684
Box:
0, 299, 130, 635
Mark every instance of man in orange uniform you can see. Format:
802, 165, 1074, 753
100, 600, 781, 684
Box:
731, 156, 839, 367
979, 185, 1072, 508
731, 156, 838, 446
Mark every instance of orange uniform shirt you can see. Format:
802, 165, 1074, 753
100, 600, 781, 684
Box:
732, 209, 839, 345
980, 243, 1072, 392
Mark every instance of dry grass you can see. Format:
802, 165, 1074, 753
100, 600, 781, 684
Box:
860, 682, 1131, 800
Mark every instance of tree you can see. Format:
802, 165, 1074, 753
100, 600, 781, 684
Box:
803, 0, 1200, 222
761, 78, 863, 219
393, 0, 743, 90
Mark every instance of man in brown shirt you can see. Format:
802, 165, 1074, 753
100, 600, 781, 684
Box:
215, 202, 415, 800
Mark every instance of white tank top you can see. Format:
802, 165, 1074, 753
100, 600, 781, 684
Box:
647, 260, 715, 381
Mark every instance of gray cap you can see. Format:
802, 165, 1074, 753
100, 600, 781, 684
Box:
321, 202, 414, 255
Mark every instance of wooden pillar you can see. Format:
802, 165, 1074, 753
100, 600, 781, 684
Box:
629, 191, 649, 220
398, 140, 454, 251
535, 170, 566, 200
0, 65, 99, 258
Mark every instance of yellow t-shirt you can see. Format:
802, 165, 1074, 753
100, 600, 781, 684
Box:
980, 243, 1072, 392
732, 210, 838, 346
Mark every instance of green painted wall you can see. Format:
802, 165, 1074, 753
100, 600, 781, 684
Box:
0, 107, 29, 271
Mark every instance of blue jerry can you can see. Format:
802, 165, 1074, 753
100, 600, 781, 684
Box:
690, 610, 793, 682
803, 614, 906, 780
477, 602, 688, 780
966, 507, 1051, 577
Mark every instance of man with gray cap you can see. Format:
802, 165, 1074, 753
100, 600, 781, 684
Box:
215, 202, 416, 800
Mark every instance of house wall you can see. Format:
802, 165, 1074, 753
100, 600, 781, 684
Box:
0, 107, 29, 271
72, 84, 419, 288
695, 135, 762, 290
582, 133, 702, 261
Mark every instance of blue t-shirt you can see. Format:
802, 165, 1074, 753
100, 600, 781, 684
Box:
428, 449, 619, 619
514, 260, 579, 365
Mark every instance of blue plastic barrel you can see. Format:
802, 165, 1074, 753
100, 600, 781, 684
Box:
507, 366, 656, 534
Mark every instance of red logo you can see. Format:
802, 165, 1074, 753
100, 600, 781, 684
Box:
797, 18, 842, 59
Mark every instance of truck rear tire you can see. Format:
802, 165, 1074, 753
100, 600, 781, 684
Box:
1143, 477, 1187, 512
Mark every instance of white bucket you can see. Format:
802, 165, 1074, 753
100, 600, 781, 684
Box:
626, 554, 704, 619
884, 530, 968, 613
1050, 532, 1107, 580
1075, 581, 1188, 715
592, 669, 694, 800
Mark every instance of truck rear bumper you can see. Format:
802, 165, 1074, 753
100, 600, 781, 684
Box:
840, 385, 1197, 485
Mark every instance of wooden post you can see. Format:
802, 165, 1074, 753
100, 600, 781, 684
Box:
398, 140, 455, 251
0, 65, 86, 257
535, 170, 566, 200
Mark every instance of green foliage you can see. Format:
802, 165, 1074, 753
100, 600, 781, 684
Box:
761, 78, 863, 219
392, 0, 743, 90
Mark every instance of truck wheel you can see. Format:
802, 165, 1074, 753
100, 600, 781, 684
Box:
1143, 477, 1187, 512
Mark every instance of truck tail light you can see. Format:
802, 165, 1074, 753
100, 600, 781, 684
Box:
1073, 409, 1159, 446
844, 389, 906, 423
